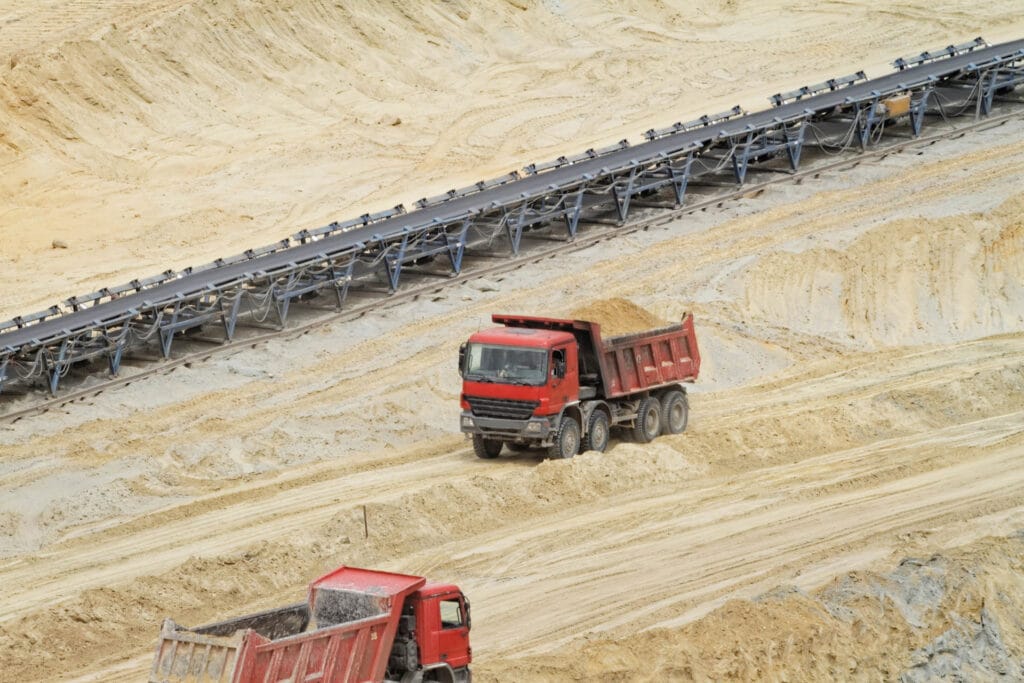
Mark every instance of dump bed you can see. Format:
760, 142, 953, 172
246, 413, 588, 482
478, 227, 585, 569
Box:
492, 312, 700, 399
150, 567, 426, 683
595, 313, 700, 398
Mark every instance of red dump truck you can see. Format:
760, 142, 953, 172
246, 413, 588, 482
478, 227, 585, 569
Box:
459, 313, 700, 459
150, 566, 471, 683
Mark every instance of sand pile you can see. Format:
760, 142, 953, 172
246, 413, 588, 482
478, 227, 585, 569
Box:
570, 297, 668, 336
477, 534, 1024, 682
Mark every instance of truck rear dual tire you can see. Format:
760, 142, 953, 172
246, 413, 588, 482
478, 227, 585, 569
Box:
548, 417, 580, 459
661, 390, 689, 434
472, 435, 502, 459
632, 396, 661, 443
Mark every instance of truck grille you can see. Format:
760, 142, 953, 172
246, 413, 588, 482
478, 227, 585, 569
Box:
465, 396, 539, 420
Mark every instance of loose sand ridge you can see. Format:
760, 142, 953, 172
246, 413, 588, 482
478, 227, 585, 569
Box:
480, 535, 1024, 681
1, 1, 1024, 681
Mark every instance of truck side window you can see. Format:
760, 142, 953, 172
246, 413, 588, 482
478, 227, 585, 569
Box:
552, 349, 566, 377
440, 599, 464, 629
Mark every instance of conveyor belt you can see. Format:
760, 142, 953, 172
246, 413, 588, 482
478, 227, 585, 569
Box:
2, 37, 1023, 391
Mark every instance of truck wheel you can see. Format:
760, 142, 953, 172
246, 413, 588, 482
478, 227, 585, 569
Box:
548, 417, 580, 459
584, 410, 610, 453
661, 390, 689, 434
472, 435, 502, 459
632, 396, 661, 443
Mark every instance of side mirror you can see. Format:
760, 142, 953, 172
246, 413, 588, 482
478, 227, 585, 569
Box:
458, 343, 466, 377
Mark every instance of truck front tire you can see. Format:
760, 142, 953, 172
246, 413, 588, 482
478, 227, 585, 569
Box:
472, 435, 502, 459
549, 417, 580, 459
632, 396, 661, 443
661, 390, 689, 434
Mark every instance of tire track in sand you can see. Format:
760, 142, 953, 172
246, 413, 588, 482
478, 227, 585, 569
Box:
420, 412, 1024, 658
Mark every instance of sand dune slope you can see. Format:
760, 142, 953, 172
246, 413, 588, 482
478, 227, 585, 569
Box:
2, 0, 1023, 319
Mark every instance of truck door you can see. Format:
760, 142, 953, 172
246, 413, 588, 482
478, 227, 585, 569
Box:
432, 593, 471, 671
549, 345, 579, 413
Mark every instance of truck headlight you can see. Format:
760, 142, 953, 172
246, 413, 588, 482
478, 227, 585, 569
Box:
462, 416, 474, 428
526, 421, 542, 433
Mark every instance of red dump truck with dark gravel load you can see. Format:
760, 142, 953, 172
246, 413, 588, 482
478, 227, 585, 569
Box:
149, 565, 471, 683
459, 313, 700, 459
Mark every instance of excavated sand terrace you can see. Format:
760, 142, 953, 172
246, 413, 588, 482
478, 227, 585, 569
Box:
0, 2, 1023, 681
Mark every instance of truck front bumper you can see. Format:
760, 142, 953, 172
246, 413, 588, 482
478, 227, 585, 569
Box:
460, 411, 553, 440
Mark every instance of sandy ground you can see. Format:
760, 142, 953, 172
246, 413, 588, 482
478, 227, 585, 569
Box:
0, 2, 1023, 682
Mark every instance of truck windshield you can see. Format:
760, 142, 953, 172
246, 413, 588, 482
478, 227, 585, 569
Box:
464, 344, 548, 385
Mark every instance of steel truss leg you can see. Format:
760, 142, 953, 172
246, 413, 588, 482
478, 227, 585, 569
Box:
221, 293, 243, 340
563, 189, 585, 237
275, 275, 297, 327
970, 71, 986, 120
47, 339, 70, 395
0, 356, 8, 394
446, 219, 471, 273
786, 124, 806, 170
612, 168, 640, 222
331, 260, 356, 309
159, 302, 181, 358
382, 233, 411, 291
506, 202, 529, 254
857, 98, 893, 149
910, 89, 933, 137
670, 153, 694, 205
980, 68, 1000, 116
730, 129, 758, 184
107, 329, 125, 376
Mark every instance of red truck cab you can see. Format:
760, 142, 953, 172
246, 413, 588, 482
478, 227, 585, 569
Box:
459, 313, 699, 460
459, 325, 580, 444
412, 582, 472, 674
